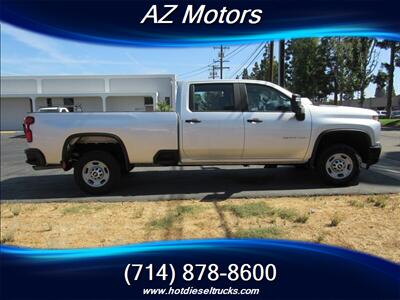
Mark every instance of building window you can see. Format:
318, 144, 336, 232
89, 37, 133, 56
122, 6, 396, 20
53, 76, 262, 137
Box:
64, 97, 74, 112
164, 97, 171, 105
144, 97, 153, 105
46, 98, 52, 107
144, 96, 154, 112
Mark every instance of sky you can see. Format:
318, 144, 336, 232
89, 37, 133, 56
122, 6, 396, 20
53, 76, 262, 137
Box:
1, 22, 399, 98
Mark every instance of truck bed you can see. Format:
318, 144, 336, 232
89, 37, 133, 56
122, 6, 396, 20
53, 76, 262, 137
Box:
29, 112, 178, 164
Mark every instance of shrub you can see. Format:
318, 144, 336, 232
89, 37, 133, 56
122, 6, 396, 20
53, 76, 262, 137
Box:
348, 200, 364, 208
222, 202, 274, 218
366, 196, 388, 208
0, 231, 14, 243
294, 214, 309, 223
234, 227, 283, 239
329, 213, 342, 227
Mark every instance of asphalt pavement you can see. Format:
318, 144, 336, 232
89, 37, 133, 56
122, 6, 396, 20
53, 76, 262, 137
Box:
1, 131, 399, 202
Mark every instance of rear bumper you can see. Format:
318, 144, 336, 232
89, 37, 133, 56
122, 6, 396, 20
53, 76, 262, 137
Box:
366, 144, 381, 166
25, 148, 46, 166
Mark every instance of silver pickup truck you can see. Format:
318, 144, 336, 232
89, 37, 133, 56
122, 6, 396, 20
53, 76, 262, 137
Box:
24, 80, 381, 194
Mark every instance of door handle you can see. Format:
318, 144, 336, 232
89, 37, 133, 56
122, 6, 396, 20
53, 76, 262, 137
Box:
247, 118, 263, 123
185, 118, 202, 124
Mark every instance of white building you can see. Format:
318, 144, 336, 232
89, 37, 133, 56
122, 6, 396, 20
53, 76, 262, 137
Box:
341, 95, 400, 111
0, 75, 176, 130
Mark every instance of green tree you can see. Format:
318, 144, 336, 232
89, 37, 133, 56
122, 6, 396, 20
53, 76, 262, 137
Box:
259, 44, 278, 83
323, 37, 353, 104
284, 38, 329, 101
347, 38, 378, 107
250, 62, 261, 79
284, 40, 294, 88
376, 40, 400, 115
241, 68, 250, 79
241, 44, 278, 82
314, 38, 333, 102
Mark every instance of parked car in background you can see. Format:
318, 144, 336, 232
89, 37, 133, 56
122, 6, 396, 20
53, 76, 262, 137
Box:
390, 110, 400, 119
38, 107, 69, 113
24, 79, 381, 194
376, 110, 387, 118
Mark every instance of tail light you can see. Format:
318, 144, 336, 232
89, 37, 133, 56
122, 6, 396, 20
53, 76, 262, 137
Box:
24, 116, 35, 143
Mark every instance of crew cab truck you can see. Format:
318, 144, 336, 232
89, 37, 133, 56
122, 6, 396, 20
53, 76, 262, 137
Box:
24, 80, 381, 194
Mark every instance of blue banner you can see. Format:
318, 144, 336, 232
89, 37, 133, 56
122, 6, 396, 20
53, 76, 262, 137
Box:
1, 239, 399, 299
1, 0, 400, 46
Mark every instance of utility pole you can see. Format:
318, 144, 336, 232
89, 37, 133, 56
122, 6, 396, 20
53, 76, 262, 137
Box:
268, 41, 274, 82
278, 40, 285, 87
209, 65, 218, 79
213, 45, 230, 79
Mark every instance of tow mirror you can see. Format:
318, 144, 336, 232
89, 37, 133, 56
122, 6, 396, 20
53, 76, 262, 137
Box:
291, 94, 305, 121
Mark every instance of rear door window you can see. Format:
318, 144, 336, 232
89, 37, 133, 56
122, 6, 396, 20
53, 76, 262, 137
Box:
190, 84, 235, 112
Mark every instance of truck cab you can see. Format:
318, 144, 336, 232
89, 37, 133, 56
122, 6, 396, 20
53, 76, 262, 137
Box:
177, 80, 311, 164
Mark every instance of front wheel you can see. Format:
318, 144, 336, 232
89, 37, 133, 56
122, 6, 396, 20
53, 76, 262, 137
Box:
74, 150, 121, 195
317, 144, 360, 186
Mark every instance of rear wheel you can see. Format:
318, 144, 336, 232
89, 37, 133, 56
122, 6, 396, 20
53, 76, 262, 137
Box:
74, 150, 121, 195
317, 144, 360, 186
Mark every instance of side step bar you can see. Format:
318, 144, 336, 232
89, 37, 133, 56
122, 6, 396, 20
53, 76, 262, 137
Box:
33, 164, 62, 170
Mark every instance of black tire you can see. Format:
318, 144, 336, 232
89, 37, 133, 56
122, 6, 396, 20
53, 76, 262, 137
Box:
317, 144, 360, 186
74, 150, 121, 195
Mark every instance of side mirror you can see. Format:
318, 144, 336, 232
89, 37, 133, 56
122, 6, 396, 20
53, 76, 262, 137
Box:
291, 94, 305, 121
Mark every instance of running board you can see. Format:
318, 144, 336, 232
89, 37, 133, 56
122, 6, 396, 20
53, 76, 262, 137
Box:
33, 164, 61, 170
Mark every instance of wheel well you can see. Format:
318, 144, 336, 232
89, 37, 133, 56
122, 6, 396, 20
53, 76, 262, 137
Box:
62, 133, 130, 171
312, 130, 372, 165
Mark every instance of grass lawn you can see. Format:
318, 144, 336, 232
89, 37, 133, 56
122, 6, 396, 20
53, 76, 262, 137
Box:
380, 118, 400, 127
1, 194, 399, 262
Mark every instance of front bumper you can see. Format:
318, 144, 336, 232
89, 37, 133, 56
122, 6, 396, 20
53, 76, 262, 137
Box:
366, 144, 381, 166
25, 148, 46, 166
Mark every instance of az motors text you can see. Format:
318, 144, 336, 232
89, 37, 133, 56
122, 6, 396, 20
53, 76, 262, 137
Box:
140, 5, 263, 24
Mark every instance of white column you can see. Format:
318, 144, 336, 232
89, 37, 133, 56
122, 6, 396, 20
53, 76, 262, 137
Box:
153, 92, 158, 111
102, 96, 107, 112
105, 78, 110, 93
31, 97, 37, 112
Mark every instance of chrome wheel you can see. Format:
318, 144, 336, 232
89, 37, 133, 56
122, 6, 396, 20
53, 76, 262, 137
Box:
325, 153, 353, 180
82, 160, 110, 187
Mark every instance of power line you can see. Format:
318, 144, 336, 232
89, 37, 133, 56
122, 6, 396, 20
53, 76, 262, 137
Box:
230, 44, 263, 78
178, 44, 248, 80
224, 46, 242, 59
178, 63, 212, 77
244, 44, 266, 71
179, 67, 210, 79
224, 44, 249, 60
230, 43, 265, 79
